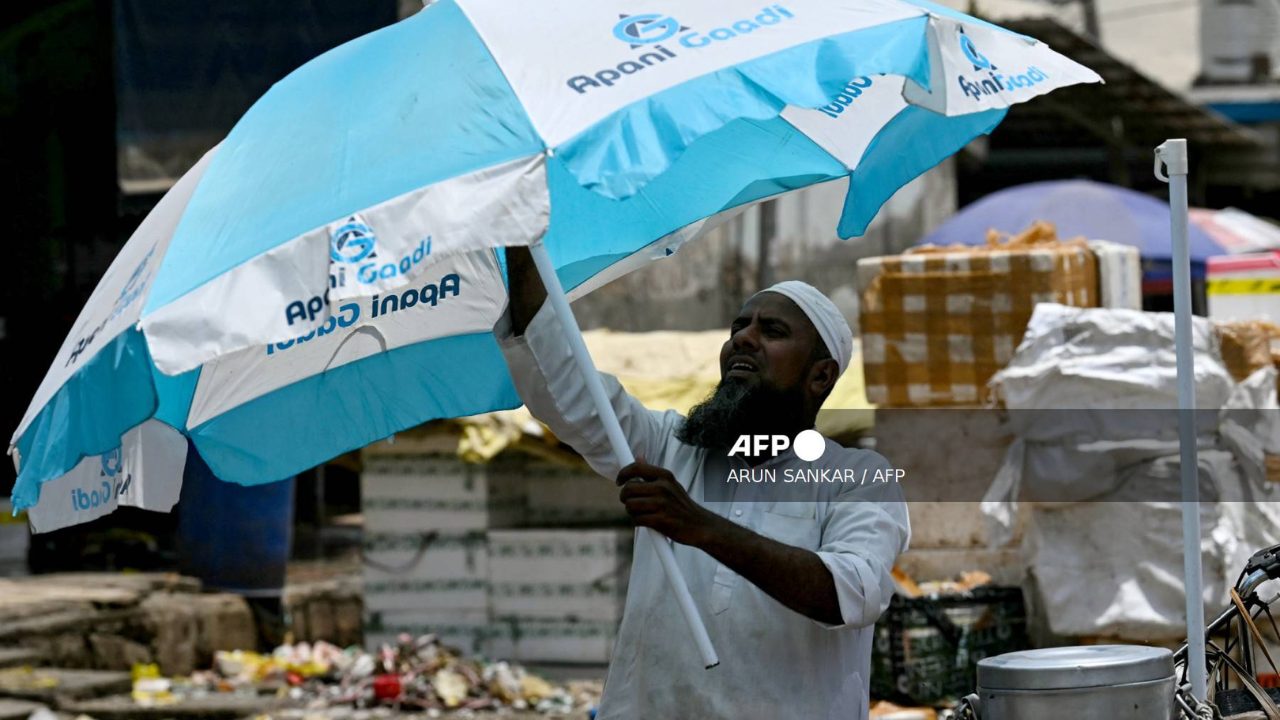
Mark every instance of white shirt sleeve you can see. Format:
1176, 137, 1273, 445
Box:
494, 300, 686, 481
813, 450, 911, 629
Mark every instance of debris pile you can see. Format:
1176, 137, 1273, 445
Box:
129, 635, 598, 715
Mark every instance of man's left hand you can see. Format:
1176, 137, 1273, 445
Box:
617, 460, 719, 546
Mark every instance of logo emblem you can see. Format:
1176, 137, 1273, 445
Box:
613, 13, 684, 48
960, 32, 995, 71
100, 447, 123, 477
331, 217, 377, 264
728, 430, 827, 460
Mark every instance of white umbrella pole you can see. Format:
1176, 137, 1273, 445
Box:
527, 241, 720, 669
1156, 138, 1207, 700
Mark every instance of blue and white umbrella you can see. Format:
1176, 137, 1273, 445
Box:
11, 0, 1099, 664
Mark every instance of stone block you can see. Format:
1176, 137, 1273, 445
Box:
188, 594, 256, 659
139, 593, 199, 675
88, 633, 153, 670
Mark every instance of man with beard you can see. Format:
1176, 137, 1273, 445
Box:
496, 247, 910, 720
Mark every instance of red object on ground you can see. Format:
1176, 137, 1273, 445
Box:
373, 673, 403, 700
286, 671, 304, 686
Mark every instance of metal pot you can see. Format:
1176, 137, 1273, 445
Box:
962, 646, 1176, 720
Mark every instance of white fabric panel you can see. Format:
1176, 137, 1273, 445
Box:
780, 75, 909, 170
186, 249, 508, 428
903, 16, 1102, 116
456, 0, 922, 146
27, 420, 188, 534
142, 154, 547, 376
11, 149, 217, 445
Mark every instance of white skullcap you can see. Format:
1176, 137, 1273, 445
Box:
753, 281, 854, 375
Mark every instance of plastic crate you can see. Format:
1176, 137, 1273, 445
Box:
871, 586, 1028, 705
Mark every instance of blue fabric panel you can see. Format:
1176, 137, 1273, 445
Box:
187, 332, 519, 485
145, 0, 542, 312
11, 329, 158, 510
555, 17, 930, 200
839, 105, 1006, 238
546, 115, 847, 290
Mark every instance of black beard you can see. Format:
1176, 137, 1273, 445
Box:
676, 378, 805, 450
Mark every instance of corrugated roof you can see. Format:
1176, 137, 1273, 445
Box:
995, 17, 1261, 150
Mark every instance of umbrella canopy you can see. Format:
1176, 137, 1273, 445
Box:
917, 179, 1222, 270
11, 0, 1101, 522
1190, 207, 1280, 255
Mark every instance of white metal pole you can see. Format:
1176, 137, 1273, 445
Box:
527, 241, 720, 669
1156, 138, 1207, 701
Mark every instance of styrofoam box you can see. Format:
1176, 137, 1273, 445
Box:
363, 608, 492, 657
1207, 252, 1280, 324
523, 462, 628, 526
361, 454, 526, 532
362, 531, 489, 613
486, 617, 620, 664
487, 529, 632, 622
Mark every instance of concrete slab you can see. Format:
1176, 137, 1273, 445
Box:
0, 668, 131, 705
65, 694, 300, 720
0, 698, 45, 720
0, 649, 42, 670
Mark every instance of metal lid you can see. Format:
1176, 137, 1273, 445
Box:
977, 646, 1174, 691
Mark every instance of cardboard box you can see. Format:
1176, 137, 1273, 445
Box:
859, 240, 1098, 407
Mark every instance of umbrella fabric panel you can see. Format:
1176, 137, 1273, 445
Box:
456, 0, 927, 150
918, 180, 1221, 264
10, 330, 159, 511
11, 150, 213, 447
141, 153, 549, 376
545, 16, 932, 200
544, 99, 1006, 292
836, 103, 1006, 238
187, 331, 519, 485
543, 114, 847, 293
184, 250, 508, 429
26, 420, 187, 534
143, 0, 544, 315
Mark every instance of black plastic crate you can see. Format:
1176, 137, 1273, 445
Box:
872, 585, 1029, 706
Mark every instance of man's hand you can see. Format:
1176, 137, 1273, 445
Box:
618, 458, 845, 626
617, 460, 721, 546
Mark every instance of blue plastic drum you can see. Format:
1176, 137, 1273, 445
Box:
176, 445, 295, 597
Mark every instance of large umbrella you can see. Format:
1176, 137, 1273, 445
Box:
11, 0, 1101, 668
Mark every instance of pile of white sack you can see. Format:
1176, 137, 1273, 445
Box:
983, 303, 1280, 642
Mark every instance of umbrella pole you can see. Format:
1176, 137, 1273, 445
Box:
1157, 138, 1207, 701
527, 241, 720, 669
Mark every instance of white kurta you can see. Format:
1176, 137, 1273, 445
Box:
496, 301, 911, 720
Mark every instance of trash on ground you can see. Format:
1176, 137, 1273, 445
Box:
121, 635, 595, 715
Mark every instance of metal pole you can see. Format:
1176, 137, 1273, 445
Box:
527, 241, 720, 669
1156, 138, 1207, 701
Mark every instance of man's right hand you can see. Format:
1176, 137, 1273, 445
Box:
505, 246, 547, 337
